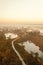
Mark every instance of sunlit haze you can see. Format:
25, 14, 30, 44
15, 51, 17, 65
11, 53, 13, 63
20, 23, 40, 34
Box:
0, 0, 43, 24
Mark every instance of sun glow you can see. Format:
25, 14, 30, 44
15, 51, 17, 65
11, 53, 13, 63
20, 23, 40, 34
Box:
0, 0, 43, 24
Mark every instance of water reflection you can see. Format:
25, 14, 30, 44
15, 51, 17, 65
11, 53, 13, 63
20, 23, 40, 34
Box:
5, 33, 18, 39
19, 41, 43, 60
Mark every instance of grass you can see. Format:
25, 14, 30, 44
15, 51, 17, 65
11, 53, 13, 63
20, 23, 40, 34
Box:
0, 31, 43, 65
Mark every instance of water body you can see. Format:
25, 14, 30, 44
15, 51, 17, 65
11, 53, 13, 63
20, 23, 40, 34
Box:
39, 29, 43, 35
19, 41, 43, 60
27, 26, 43, 36
5, 33, 18, 39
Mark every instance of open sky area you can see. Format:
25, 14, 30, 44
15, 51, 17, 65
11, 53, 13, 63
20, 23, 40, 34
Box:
0, 0, 43, 24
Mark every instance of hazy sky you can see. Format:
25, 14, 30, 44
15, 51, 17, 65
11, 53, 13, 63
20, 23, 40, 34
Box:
0, 0, 43, 24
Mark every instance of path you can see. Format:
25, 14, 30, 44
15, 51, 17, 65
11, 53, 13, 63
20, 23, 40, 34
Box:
11, 37, 26, 65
